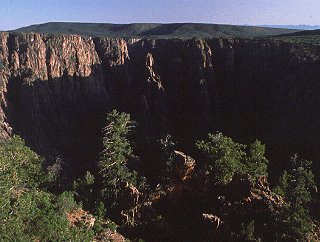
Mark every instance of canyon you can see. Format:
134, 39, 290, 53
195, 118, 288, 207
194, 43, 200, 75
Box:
1, 32, 320, 179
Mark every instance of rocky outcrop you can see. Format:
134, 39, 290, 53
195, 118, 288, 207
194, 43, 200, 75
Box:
66, 208, 96, 228
93, 38, 129, 68
242, 176, 284, 208
94, 229, 126, 242
173, 150, 196, 181
66, 208, 127, 242
0, 33, 10, 139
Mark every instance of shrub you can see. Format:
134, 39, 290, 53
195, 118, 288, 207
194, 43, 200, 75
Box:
196, 133, 269, 185
0, 136, 94, 241
196, 132, 246, 185
0, 136, 46, 190
73, 171, 95, 209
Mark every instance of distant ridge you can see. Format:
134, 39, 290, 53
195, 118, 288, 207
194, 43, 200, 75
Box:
13, 22, 299, 38
277, 29, 320, 37
258, 25, 320, 30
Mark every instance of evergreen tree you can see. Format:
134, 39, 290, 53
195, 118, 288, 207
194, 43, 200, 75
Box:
274, 154, 315, 241
196, 133, 269, 185
196, 132, 246, 185
275, 154, 315, 205
98, 110, 138, 207
243, 140, 269, 181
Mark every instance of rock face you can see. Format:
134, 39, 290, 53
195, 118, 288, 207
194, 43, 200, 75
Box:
209, 39, 320, 174
1, 33, 108, 170
1, 33, 320, 172
0, 33, 10, 139
173, 150, 196, 181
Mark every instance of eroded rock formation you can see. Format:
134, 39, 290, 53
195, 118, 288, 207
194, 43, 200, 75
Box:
1, 32, 320, 175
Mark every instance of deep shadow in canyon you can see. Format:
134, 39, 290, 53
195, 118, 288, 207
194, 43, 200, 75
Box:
1, 33, 320, 183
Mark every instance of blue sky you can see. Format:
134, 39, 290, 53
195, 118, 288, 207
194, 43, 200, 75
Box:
1, 0, 320, 30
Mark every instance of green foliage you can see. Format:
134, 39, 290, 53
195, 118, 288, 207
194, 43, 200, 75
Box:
12, 191, 92, 241
0, 136, 94, 241
196, 133, 268, 185
240, 220, 256, 241
196, 134, 314, 240
73, 171, 95, 209
95, 201, 107, 219
196, 132, 246, 185
46, 157, 64, 186
273, 171, 289, 197
93, 202, 119, 234
243, 140, 269, 180
274, 154, 315, 241
100, 110, 134, 168
1, 126, 317, 241
281, 204, 313, 241
99, 110, 137, 206
275, 154, 315, 205
0, 136, 46, 190
56, 191, 79, 213
1, 189, 94, 241
271, 35, 320, 46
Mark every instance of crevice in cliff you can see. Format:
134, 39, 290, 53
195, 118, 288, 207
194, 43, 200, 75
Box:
2, 33, 320, 183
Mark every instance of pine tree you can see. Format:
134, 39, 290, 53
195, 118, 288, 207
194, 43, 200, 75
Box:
98, 110, 137, 207
243, 140, 269, 181
274, 154, 315, 241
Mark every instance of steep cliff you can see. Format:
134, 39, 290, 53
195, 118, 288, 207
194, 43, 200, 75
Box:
209, 39, 320, 176
1, 32, 320, 176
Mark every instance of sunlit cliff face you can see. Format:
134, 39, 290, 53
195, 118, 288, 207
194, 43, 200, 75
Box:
1, 32, 320, 177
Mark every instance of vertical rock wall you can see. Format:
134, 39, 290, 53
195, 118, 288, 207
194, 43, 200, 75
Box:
1, 33, 320, 170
